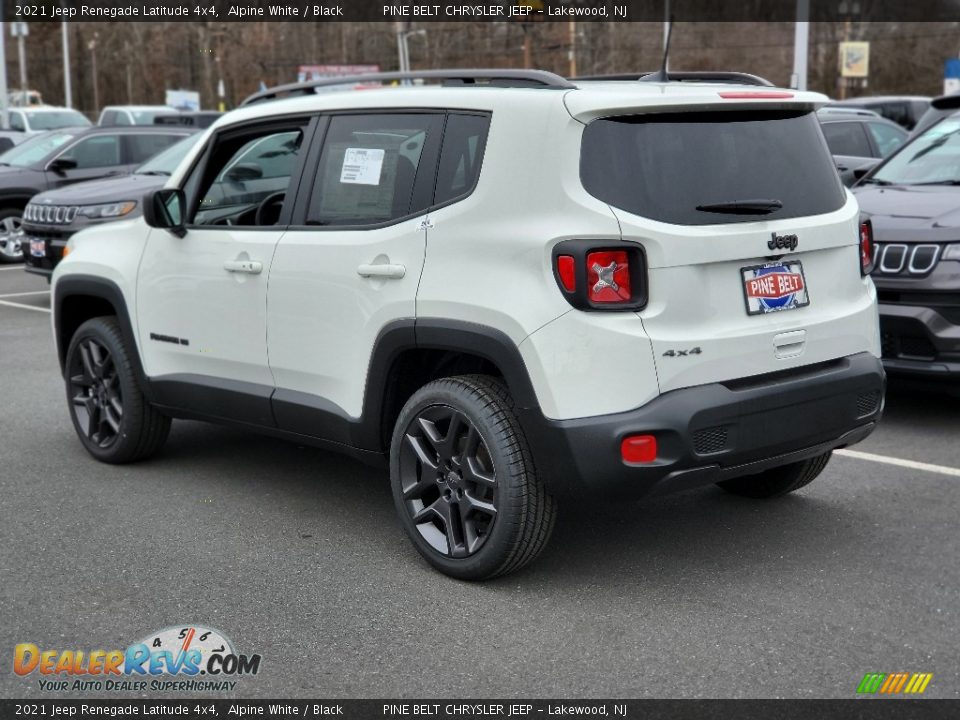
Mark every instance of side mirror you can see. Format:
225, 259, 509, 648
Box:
143, 188, 187, 238
852, 162, 879, 181
224, 163, 263, 182
48, 157, 78, 174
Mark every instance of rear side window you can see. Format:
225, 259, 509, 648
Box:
435, 113, 489, 205
307, 113, 443, 227
822, 122, 872, 157
125, 133, 183, 164
581, 110, 845, 226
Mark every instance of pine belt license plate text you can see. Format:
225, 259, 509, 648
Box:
741, 261, 809, 316
29, 238, 46, 258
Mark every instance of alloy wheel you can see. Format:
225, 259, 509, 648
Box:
398, 405, 498, 558
0, 215, 23, 260
69, 337, 123, 448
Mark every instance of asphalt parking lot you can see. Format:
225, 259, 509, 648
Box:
1, 264, 958, 700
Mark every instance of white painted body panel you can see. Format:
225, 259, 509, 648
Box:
267, 219, 426, 418
136, 227, 282, 386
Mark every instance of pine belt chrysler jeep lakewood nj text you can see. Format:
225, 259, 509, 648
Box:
50, 69, 885, 580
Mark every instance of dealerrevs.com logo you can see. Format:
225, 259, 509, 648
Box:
13, 625, 262, 693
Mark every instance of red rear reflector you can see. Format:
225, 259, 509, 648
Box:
621, 435, 657, 464
586, 250, 631, 303
556, 255, 576, 292
860, 220, 874, 275
718, 91, 795, 99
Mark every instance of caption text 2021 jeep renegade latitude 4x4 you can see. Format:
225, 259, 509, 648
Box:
51, 70, 885, 580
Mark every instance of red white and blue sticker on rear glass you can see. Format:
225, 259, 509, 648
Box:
741, 261, 810, 316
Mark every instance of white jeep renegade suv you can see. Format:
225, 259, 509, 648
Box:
51, 70, 885, 580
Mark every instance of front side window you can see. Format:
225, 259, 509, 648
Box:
58, 135, 122, 169
581, 110, 845, 226
306, 113, 443, 227
190, 125, 306, 227
867, 122, 907, 157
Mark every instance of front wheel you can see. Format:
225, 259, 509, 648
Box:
716, 452, 832, 499
0, 207, 24, 264
65, 317, 171, 464
390, 375, 556, 580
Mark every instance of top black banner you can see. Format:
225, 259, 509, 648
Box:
6, 0, 960, 22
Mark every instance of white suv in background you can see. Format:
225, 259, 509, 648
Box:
50, 70, 884, 580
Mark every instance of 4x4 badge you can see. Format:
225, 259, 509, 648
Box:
768, 232, 799, 251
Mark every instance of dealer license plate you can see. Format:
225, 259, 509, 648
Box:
741, 261, 810, 316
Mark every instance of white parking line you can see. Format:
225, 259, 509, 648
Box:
0, 291, 49, 298
0, 298, 50, 313
0, 265, 27, 271
835, 449, 960, 478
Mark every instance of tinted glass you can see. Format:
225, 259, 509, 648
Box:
822, 122, 873, 157
435, 113, 489, 205
9, 112, 25, 132
126, 133, 184, 164
873, 118, 960, 185
0, 131, 76, 167
581, 111, 845, 225
59, 135, 122, 169
307, 113, 442, 227
867, 122, 907, 157
193, 128, 305, 225
100, 110, 118, 126
25, 110, 91, 130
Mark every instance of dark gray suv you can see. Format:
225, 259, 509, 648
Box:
0, 125, 192, 263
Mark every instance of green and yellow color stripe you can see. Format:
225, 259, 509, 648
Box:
857, 672, 933, 695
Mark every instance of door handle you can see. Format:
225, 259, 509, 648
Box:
223, 260, 262, 274
357, 263, 406, 279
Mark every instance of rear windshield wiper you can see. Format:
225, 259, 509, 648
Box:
695, 199, 783, 215
857, 177, 891, 186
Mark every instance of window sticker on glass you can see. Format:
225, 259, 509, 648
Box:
341, 148, 385, 185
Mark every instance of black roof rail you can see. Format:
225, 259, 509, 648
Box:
241, 69, 576, 106
571, 71, 775, 87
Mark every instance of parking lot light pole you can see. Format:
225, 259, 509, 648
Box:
88, 36, 99, 113
62, 21, 72, 107
0, 16, 8, 128
792, 0, 809, 90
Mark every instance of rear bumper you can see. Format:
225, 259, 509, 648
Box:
520, 352, 885, 500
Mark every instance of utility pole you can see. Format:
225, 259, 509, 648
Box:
791, 0, 809, 90
0, 12, 8, 128
88, 35, 99, 113
567, 21, 577, 77
13, 21, 28, 103
62, 21, 72, 107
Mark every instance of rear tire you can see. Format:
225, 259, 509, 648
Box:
390, 374, 557, 580
716, 452, 832, 499
65, 317, 171, 464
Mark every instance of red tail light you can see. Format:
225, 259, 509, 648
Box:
551, 241, 648, 311
556, 255, 576, 292
586, 250, 632, 303
859, 220, 874, 275
621, 435, 657, 464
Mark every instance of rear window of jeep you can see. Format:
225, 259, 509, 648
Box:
580, 110, 845, 225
